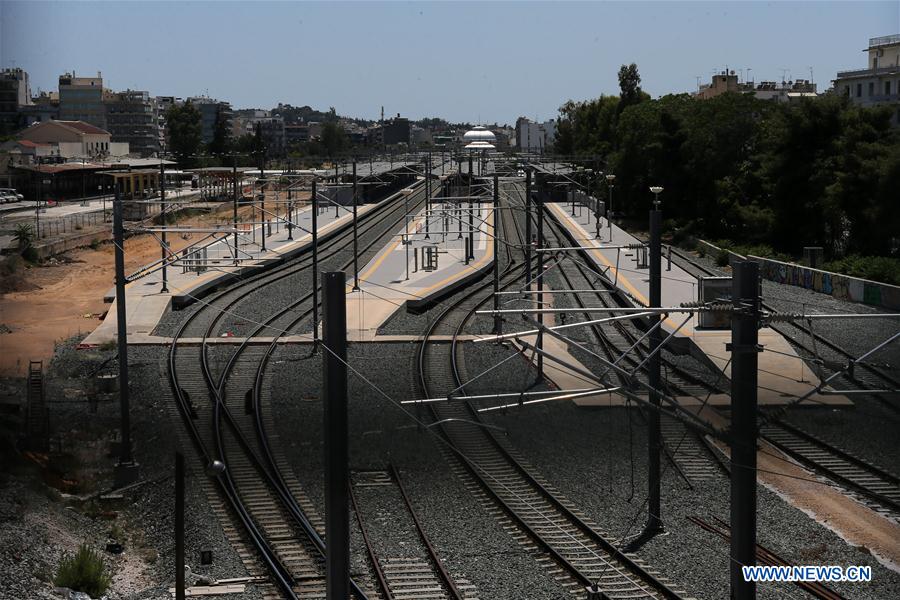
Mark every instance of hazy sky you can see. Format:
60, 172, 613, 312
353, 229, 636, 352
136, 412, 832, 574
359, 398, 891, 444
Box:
2, 1, 897, 124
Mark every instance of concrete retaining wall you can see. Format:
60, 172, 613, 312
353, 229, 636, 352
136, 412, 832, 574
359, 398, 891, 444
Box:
696, 239, 900, 310
749, 255, 900, 310
32, 229, 111, 260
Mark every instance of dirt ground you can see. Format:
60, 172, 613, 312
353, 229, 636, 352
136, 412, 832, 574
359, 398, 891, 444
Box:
0, 202, 292, 376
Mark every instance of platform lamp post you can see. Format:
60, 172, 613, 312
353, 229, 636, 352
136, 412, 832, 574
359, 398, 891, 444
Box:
160, 157, 168, 293
352, 160, 359, 290
401, 188, 414, 280
647, 185, 664, 535
605, 174, 616, 239
287, 181, 294, 241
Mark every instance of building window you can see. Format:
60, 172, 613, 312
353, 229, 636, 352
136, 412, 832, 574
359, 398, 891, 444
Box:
886, 80, 892, 96
856, 83, 862, 97
868, 81, 875, 97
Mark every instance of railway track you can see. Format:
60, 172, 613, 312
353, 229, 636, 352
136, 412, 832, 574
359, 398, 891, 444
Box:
537, 202, 727, 488
416, 180, 691, 599
351, 465, 479, 600
167, 178, 434, 597
667, 245, 900, 519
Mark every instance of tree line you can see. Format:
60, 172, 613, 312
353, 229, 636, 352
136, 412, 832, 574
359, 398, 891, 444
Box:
165, 101, 352, 168
554, 64, 900, 260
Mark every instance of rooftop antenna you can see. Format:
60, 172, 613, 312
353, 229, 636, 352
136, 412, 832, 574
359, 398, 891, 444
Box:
780, 68, 789, 85
809, 66, 814, 86
695, 75, 701, 91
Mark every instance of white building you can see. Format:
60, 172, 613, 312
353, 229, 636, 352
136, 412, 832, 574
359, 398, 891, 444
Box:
515, 117, 556, 152
833, 34, 900, 116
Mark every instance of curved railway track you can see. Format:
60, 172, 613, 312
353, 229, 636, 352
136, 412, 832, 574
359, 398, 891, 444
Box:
167, 179, 434, 598
415, 180, 690, 599
667, 245, 900, 520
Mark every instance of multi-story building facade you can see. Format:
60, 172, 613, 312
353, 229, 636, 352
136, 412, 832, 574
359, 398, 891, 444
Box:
156, 96, 183, 152
19, 92, 59, 127
187, 96, 233, 144
0, 67, 32, 133
17, 120, 129, 159
284, 123, 309, 147
833, 34, 900, 118
105, 90, 160, 157
58, 72, 106, 130
515, 117, 556, 152
695, 71, 818, 102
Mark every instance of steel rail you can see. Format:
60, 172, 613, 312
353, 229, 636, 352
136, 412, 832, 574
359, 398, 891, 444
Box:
167, 180, 430, 597
416, 183, 685, 599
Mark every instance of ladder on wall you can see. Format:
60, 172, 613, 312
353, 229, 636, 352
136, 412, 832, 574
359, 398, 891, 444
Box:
26, 360, 49, 452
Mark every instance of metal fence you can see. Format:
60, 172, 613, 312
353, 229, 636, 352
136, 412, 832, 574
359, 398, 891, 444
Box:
35, 210, 111, 239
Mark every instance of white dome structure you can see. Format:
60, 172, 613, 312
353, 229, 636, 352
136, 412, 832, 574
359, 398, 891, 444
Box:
463, 125, 496, 143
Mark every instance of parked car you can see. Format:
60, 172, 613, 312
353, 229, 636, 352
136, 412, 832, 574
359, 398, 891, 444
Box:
0, 188, 23, 203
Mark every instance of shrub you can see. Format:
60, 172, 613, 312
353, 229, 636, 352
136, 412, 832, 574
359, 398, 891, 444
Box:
715, 249, 731, 267
53, 543, 112, 597
824, 255, 900, 286
89, 239, 101, 250
12, 223, 34, 248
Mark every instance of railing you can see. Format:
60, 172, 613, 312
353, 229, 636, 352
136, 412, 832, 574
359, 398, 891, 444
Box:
836, 65, 899, 78
870, 34, 900, 48
35, 209, 111, 240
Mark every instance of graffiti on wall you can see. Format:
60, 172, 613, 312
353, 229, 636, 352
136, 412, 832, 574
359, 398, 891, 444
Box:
752, 256, 899, 310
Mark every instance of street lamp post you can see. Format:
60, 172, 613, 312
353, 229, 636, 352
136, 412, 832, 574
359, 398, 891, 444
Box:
647, 184, 664, 535
605, 174, 616, 239
160, 159, 168, 293
401, 188, 414, 280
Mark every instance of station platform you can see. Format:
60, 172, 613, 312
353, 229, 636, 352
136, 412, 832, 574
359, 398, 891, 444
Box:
543, 202, 850, 407
345, 201, 495, 341
80, 190, 402, 347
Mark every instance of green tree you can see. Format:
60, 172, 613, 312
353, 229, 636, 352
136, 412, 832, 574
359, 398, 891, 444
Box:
208, 105, 232, 156
166, 101, 202, 166
617, 63, 645, 113
320, 122, 346, 157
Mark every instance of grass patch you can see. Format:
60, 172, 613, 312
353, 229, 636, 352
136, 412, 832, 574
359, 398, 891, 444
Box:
53, 543, 112, 597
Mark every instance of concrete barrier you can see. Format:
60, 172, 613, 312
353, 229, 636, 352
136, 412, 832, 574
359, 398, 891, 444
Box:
31, 229, 111, 260
695, 239, 746, 266
696, 240, 900, 310
748, 254, 900, 310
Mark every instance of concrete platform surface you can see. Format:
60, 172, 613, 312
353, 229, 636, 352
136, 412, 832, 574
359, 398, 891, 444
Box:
80, 189, 403, 347
546, 202, 850, 407
346, 200, 495, 341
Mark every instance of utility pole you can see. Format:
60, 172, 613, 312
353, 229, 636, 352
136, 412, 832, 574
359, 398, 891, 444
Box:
232, 160, 239, 266
492, 175, 501, 334
160, 160, 168, 293
175, 452, 185, 600
525, 168, 532, 282
425, 154, 431, 239
259, 165, 266, 252
113, 182, 139, 487
312, 179, 319, 350
536, 177, 544, 379
322, 271, 349, 600
730, 260, 760, 600
647, 196, 663, 535
352, 160, 359, 290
